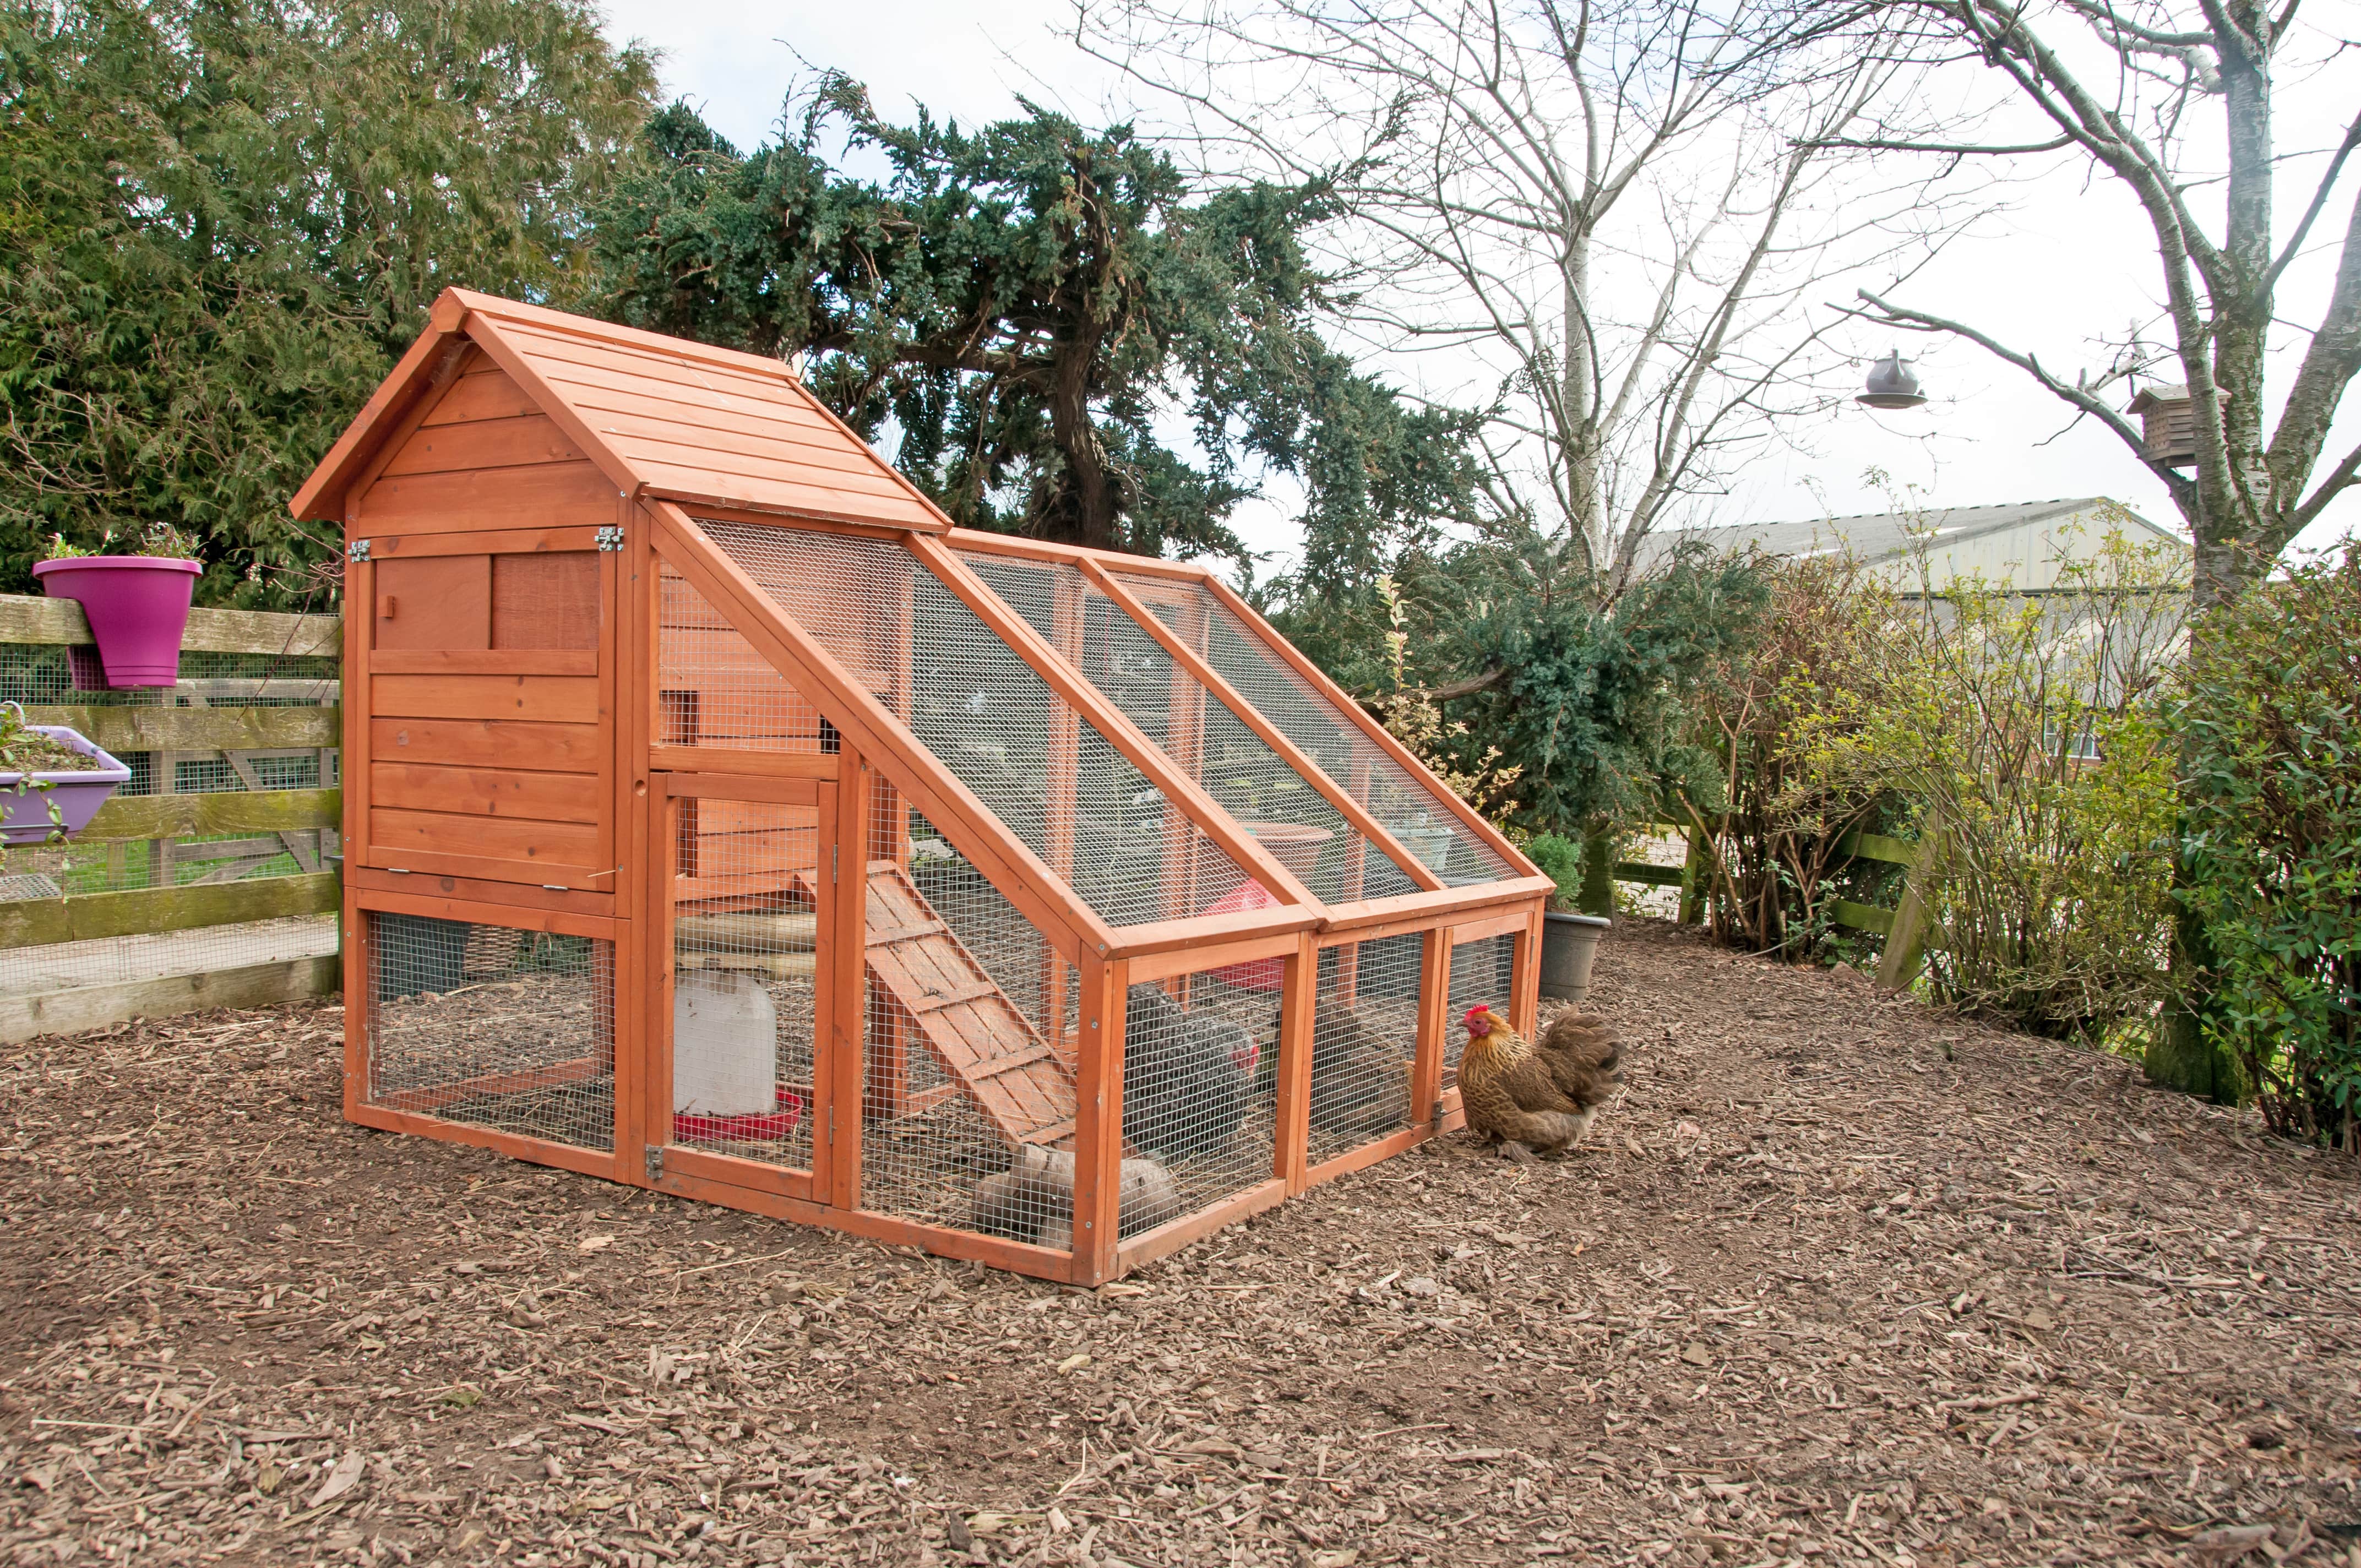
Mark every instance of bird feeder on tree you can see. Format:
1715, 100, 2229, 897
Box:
290, 287, 1551, 1286
1857, 351, 1929, 411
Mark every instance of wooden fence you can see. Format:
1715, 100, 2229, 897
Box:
1, 593, 344, 1041
1617, 825, 1934, 989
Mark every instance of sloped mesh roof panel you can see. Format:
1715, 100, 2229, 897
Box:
1111, 571, 1514, 888
959, 550, 1421, 906
695, 520, 1268, 928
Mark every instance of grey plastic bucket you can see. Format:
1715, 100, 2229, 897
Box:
1539, 911, 1610, 1003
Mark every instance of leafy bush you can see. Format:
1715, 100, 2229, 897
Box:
2176, 545, 2361, 1148
1800, 524, 2185, 1039
1523, 834, 1581, 911
1684, 551, 1901, 956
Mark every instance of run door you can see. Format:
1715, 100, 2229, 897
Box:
656, 773, 840, 1205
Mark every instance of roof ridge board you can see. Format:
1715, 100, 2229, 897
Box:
448, 288, 803, 385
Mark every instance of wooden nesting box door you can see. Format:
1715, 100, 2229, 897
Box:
360, 529, 617, 891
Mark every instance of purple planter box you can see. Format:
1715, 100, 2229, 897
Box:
32, 556, 203, 689
1, 721, 131, 846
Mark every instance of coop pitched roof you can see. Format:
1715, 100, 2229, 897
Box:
290, 288, 951, 531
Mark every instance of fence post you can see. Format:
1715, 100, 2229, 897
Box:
1874, 823, 1941, 991
1677, 829, 1708, 926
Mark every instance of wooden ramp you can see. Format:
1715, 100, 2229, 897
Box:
804, 861, 1078, 1149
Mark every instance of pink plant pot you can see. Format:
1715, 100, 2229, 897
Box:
32, 557, 203, 688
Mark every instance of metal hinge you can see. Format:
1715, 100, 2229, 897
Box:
831, 844, 838, 884
827, 1106, 835, 1144
644, 1146, 663, 1182
595, 525, 627, 552
346, 538, 371, 562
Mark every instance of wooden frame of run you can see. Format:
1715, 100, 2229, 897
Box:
308, 287, 1552, 1286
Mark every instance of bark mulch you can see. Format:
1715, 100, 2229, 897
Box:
3, 917, 2357, 1567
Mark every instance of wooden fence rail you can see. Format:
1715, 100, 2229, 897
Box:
2, 594, 344, 1041
1615, 823, 1936, 990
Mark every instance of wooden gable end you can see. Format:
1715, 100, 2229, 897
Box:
352, 352, 621, 537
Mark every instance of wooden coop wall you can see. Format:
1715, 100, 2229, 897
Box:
333, 330, 1542, 1283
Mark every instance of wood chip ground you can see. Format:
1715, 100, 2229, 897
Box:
3, 918, 2357, 1566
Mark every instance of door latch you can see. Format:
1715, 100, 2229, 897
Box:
644, 1146, 664, 1182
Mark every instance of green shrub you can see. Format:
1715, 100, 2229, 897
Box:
1524, 834, 1581, 911
1800, 521, 2185, 1039
2176, 546, 2361, 1149
1684, 551, 1901, 956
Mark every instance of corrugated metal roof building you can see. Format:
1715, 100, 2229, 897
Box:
1641, 497, 2188, 593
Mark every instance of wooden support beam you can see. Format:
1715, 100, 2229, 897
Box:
0, 593, 342, 657
1, 872, 341, 950
1069, 955, 1124, 1287
78, 787, 340, 841
24, 705, 341, 754
0, 954, 339, 1043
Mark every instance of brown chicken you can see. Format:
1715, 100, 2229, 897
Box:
1457, 1004, 1624, 1157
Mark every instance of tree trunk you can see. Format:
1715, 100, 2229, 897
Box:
1577, 825, 1615, 918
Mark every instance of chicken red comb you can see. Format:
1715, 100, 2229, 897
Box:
1462, 1004, 1494, 1028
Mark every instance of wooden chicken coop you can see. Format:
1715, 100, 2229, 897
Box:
293, 287, 1549, 1284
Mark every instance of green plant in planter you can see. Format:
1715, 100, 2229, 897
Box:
0, 701, 87, 859
1524, 833, 1581, 912
43, 522, 201, 561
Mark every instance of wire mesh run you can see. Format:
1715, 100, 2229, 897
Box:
960, 550, 1420, 907
657, 565, 834, 754
1112, 571, 1514, 888
1442, 932, 1518, 1091
694, 520, 1265, 928
365, 912, 614, 1152
1122, 967, 1280, 1220
1308, 933, 1424, 1165
861, 770, 1085, 1250
669, 797, 819, 1172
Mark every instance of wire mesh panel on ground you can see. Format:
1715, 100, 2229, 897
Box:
860, 770, 1080, 1252
1443, 933, 1518, 1091
959, 550, 1420, 908
670, 797, 820, 1174
694, 520, 1265, 929
1112, 572, 1514, 889
365, 913, 614, 1152
1308, 932, 1424, 1166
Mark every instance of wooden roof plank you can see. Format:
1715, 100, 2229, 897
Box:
292, 287, 958, 535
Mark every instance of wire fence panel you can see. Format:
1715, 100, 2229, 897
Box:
1122, 966, 1279, 1222
657, 565, 833, 754
1442, 932, 1518, 1090
959, 551, 1419, 907
694, 520, 1265, 929
859, 770, 1082, 1253
669, 797, 819, 1174
365, 912, 614, 1152
1307, 933, 1423, 1166
1111, 572, 1514, 889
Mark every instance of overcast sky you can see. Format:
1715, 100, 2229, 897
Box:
597, 0, 2359, 573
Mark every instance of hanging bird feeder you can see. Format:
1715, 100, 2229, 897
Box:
1857, 351, 1928, 410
